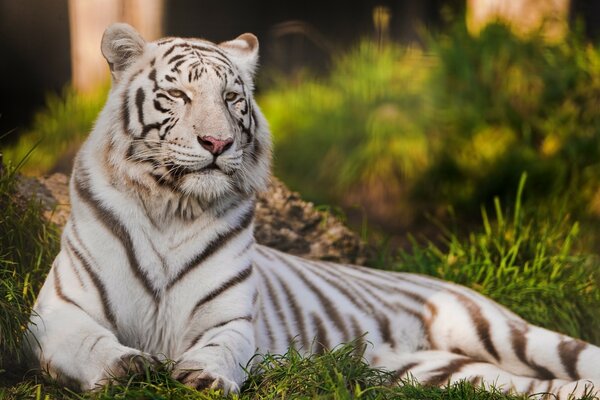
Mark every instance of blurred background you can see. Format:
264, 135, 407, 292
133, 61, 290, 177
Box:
1, 0, 600, 248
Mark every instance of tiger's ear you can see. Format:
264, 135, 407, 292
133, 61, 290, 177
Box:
101, 23, 146, 83
219, 33, 259, 82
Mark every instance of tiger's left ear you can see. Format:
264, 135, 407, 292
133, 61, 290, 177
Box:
101, 23, 146, 83
219, 33, 259, 82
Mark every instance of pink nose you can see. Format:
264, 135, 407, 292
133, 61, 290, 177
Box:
198, 136, 233, 156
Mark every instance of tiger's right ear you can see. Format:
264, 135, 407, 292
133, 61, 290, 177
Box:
101, 23, 146, 83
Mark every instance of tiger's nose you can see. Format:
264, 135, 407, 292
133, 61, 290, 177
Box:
198, 135, 233, 156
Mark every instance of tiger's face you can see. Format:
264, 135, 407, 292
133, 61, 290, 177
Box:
100, 24, 270, 204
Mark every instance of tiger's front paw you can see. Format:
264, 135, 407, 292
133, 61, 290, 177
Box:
172, 362, 239, 394
105, 352, 158, 380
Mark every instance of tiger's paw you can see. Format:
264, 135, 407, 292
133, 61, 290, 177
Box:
105, 352, 158, 380
172, 363, 239, 394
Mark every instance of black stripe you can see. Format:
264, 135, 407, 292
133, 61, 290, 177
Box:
167, 205, 254, 289
424, 357, 475, 386
349, 316, 367, 354
311, 313, 330, 353
172, 58, 188, 70
64, 248, 86, 288
304, 262, 374, 313
453, 292, 500, 361
163, 44, 177, 57
148, 68, 159, 91
276, 277, 309, 349
74, 172, 157, 300
121, 89, 130, 134
258, 295, 277, 349
377, 314, 394, 348
558, 338, 585, 380
275, 253, 349, 340
168, 54, 186, 64
303, 262, 400, 347
392, 362, 420, 383
135, 87, 145, 126
153, 99, 169, 113
189, 265, 253, 318
89, 335, 108, 353
141, 122, 163, 138
188, 315, 252, 349
66, 237, 117, 329
258, 270, 294, 344
53, 265, 85, 312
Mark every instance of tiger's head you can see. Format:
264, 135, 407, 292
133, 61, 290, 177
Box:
96, 23, 271, 209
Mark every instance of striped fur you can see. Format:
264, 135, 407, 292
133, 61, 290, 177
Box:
26, 24, 600, 398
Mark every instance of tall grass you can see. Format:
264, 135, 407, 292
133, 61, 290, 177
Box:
0, 160, 59, 369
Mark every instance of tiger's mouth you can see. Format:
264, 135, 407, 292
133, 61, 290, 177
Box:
169, 161, 223, 179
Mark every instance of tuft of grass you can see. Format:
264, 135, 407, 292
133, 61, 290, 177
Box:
3, 85, 109, 175
394, 174, 600, 344
243, 341, 393, 399
0, 160, 60, 368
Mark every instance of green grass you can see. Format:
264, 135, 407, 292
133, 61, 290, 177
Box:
3, 85, 108, 175
0, 159, 60, 369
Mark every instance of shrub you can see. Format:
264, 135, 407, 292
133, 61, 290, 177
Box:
261, 22, 600, 230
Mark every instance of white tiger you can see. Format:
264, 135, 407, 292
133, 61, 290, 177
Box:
26, 23, 600, 398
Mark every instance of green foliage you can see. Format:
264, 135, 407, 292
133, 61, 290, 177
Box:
395, 175, 600, 344
261, 22, 600, 226
261, 43, 435, 204
3, 85, 109, 175
419, 23, 600, 214
0, 161, 59, 367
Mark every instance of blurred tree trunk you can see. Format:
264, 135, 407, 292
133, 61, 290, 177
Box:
467, 0, 570, 41
68, 0, 164, 92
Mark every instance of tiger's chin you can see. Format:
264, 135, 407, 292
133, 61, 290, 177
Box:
177, 170, 237, 204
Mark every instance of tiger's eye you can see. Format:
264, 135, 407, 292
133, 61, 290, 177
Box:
225, 92, 239, 101
167, 89, 187, 99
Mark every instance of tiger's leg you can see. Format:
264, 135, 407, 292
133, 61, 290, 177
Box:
26, 261, 153, 391
381, 350, 599, 399
173, 318, 255, 394
171, 265, 257, 394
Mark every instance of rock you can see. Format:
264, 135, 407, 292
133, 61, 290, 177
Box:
18, 173, 372, 265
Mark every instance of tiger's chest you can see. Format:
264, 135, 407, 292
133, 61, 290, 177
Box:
88, 215, 254, 358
